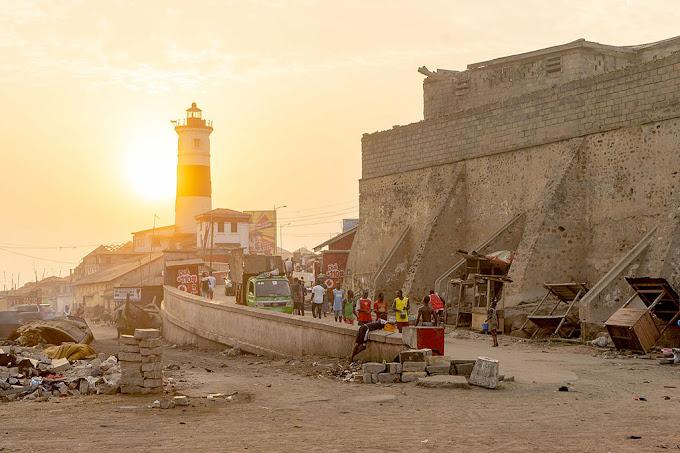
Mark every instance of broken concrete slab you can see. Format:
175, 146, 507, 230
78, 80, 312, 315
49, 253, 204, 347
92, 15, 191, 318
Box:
386, 363, 402, 374
417, 375, 470, 389
468, 357, 499, 389
117, 352, 142, 362
451, 361, 475, 377
120, 344, 140, 353
49, 358, 71, 373
174, 395, 190, 406
139, 338, 162, 348
118, 335, 138, 345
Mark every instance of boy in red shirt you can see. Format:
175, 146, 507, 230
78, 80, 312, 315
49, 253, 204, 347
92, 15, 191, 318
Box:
356, 290, 373, 325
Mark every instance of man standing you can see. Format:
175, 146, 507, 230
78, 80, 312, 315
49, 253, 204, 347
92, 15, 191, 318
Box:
355, 290, 373, 326
298, 277, 306, 316
373, 292, 388, 321
486, 301, 499, 347
311, 281, 325, 319
392, 290, 410, 332
285, 257, 294, 277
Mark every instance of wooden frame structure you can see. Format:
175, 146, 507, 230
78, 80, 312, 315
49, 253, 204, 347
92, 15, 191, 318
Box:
521, 282, 589, 339
605, 277, 680, 353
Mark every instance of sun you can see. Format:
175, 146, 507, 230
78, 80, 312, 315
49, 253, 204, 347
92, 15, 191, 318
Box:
123, 134, 177, 201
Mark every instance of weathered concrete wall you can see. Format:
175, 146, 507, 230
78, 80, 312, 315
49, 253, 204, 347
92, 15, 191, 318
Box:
162, 286, 404, 361
351, 49, 680, 327
363, 50, 680, 181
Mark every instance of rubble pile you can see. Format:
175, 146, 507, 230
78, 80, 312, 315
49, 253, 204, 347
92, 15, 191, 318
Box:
658, 348, 680, 365
0, 345, 121, 402
118, 328, 163, 394
359, 349, 503, 389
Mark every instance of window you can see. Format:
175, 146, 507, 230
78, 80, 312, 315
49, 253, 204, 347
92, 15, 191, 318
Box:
217, 222, 225, 233
231, 222, 238, 233
193, 138, 200, 149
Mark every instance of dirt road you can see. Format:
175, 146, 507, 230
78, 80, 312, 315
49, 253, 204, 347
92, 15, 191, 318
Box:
1, 325, 679, 452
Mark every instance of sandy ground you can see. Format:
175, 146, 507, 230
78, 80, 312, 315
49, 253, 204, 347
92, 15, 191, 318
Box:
1, 324, 679, 453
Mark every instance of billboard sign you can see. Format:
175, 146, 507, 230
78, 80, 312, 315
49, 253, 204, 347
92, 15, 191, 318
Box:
245, 210, 277, 255
113, 287, 142, 302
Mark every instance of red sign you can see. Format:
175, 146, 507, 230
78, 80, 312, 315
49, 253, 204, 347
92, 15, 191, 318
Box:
165, 265, 200, 295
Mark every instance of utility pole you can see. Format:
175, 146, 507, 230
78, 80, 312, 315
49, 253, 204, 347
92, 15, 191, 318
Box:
209, 212, 214, 272
273, 204, 287, 255
148, 213, 158, 285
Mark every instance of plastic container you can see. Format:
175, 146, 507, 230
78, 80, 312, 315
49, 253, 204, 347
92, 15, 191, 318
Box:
481, 322, 489, 334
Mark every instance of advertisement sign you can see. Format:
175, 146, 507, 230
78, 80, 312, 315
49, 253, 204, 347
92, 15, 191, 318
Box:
245, 210, 277, 255
165, 264, 200, 295
113, 287, 141, 302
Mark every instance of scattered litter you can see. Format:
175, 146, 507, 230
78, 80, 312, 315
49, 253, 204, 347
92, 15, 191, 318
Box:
633, 396, 647, 401
627, 435, 642, 440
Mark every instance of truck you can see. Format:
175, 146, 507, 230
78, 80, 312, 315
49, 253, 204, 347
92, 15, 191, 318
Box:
242, 273, 293, 314
234, 255, 293, 313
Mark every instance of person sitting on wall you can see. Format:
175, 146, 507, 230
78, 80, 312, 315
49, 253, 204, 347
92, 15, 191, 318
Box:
350, 316, 388, 362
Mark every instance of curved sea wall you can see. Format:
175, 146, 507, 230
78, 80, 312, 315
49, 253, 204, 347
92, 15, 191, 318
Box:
162, 286, 404, 361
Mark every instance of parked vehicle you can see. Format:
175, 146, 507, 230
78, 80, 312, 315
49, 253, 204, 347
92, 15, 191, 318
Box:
243, 273, 293, 314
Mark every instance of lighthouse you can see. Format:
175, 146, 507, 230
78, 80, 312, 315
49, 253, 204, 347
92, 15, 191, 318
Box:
174, 102, 213, 234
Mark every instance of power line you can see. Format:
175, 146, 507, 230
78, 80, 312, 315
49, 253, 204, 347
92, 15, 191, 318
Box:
277, 206, 358, 222
0, 246, 79, 265
0, 243, 100, 250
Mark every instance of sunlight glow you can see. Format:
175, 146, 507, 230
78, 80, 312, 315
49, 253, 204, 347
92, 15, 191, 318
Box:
123, 134, 176, 201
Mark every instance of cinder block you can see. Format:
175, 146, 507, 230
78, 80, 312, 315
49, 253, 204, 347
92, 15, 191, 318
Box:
118, 335, 138, 345
468, 357, 499, 389
402, 361, 427, 372
120, 344, 140, 353
376, 373, 400, 384
426, 364, 451, 375
143, 371, 162, 379
134, 329, 161, 340
139, 338, 162, 348
362, 362, 386, 374
399, 349, 432, 363
140, 347, 163, 356
417, 375, 470, 389
143, 379, 163, 388
141, 362, 163, 372
401, 371, 427, 383
386, 363, 402, 374
117, 352, 142, 362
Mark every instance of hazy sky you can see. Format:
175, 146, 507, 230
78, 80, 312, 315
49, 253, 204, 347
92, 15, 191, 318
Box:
1, 0, 679, 287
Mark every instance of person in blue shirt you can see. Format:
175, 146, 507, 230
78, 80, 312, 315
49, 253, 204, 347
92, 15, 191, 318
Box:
332, 284, 345, 323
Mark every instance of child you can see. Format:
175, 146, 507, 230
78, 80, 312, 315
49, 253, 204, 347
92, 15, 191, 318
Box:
486, 302, 499, 347
343, 290, 356, 325
416, 295, 436, 327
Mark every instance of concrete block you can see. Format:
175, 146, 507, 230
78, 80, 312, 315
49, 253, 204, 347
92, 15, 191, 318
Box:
362, 362, 386, 374
174, 395, 190, 406
141, 362, 163, 372
143, 371, 162, 379
117, 352, 142, 362
451, 361, 475, 377
139, 338, 162, 348
426, 356, 452, 366
402, 361, 427, 372
140, 347, 163, 356
118, 360, 141, 371
386, 363, 402, 374
120, 375, 144, 387
426, 364, 451, 375
143, 378, 163, 388
362, 373, 375, 384
401, 371, 427, 383
120, 344, 140, 353
120, 385, 144, 394
468, 357, 499, 389
399, 349, 432, 363
376, 373, 400, 384
141, 355, 161, 363
134, 329, 161, 340
118, 335, 138, 345
417, 375, 470, 389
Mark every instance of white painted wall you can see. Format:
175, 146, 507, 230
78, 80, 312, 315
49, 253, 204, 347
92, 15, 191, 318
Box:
196, 221, 249, 252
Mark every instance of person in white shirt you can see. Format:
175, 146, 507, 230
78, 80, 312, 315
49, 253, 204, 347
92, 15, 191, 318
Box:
311, 282, 325, 319
207, 272, 217, 300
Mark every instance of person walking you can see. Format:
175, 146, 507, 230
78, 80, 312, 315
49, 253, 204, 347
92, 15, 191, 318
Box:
200, 272, 210, 298
356, 290, 373, 326
298, 278, 306, 316
343, 289, 356, 325
392, 290, 410, 332
322, 285, 331, 317
207, 272, 217, 300
291, 278, 302, 315
311, 281, 325, 319
332, 284, 345, 323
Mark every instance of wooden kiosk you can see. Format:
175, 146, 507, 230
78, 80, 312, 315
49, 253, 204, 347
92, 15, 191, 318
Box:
605, 277, 680, 353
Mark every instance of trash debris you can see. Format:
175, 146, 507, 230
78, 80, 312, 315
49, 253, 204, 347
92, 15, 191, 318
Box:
634, 396, 647, 401
9, 318, 93, 346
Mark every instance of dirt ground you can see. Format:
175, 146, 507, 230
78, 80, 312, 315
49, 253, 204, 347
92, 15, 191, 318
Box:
1, 324, 679, 453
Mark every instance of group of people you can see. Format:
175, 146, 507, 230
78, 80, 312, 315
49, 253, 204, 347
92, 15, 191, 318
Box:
200, 272, 217, 300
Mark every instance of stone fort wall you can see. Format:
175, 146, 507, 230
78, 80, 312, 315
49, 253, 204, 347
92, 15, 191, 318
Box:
349, 45, 680, 333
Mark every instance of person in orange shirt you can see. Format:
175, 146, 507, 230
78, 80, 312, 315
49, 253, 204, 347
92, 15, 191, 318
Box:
373, 292, 388, 321
428, 289, 446, 324
355, 290, 373, 325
